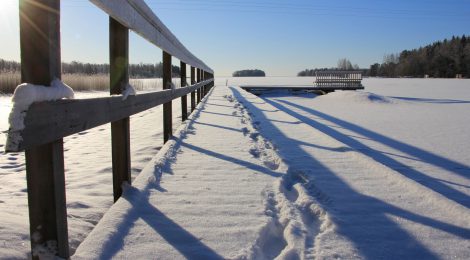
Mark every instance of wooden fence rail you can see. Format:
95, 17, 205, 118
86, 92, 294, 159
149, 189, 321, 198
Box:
14, 79, 212, 152
9, 0, 214, 258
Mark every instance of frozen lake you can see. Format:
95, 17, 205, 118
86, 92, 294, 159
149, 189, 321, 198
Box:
1, 77, 469, 259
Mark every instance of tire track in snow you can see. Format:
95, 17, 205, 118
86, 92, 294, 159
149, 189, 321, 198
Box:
224, 93, 332, 259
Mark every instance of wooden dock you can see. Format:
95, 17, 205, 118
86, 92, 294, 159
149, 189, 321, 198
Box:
241, 84, 364, 95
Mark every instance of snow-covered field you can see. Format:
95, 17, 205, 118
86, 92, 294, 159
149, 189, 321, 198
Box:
229, 78, 470, 259
1, 77, 470, 259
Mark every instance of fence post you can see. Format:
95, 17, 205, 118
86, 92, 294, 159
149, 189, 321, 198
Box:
180, 61, 188, 121
163, 51, 172, 143
205, 72, 210, 95
208, 72, 213, 92
191, 66, 196, 111
207, 72, 210, 95
205, 71, 209, 95
202, 70, 206, 97
20, 0, 69, 258
197, 68, 201, 103
110, 17, 131, 202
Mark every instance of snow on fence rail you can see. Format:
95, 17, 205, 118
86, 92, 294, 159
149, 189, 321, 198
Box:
6, 1, 213, 259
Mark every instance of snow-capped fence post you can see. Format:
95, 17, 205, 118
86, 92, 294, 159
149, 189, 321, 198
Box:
19, 0, 70, 258
163, 51, 173, 143
109, 17, 132, 202
191, 66, 196, 111
180, 61, 188, 121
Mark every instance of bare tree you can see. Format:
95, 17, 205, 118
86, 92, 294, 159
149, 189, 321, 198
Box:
337, 58, 353, 70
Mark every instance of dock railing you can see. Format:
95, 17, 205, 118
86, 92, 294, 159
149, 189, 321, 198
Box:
314, 70, 363, 88
7, 0, 214, 258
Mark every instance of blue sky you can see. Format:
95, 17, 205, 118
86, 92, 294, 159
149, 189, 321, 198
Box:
0, 0, 469, 76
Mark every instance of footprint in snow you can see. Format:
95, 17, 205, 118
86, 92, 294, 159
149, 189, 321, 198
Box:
249, 148, 261, 158
242, 127, 249, 136
250, 132, 260, 140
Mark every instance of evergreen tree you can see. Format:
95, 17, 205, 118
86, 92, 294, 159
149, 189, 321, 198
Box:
368, 35, 470, 78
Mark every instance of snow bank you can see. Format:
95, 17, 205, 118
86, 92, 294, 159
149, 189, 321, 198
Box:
6, 79, 75, 151
317, 91, 396, 104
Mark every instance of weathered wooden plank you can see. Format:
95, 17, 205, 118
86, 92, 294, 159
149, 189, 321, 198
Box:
111, 118, 130, 200
163, 51, 172, 143
19, 0, 69, 258
180, 61, 188, 121
191, 66, 196, 111
110, 17, 131, 202
9, 80, 212, 152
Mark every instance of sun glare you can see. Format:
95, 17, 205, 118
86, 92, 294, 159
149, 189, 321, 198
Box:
0, 0, 19, 28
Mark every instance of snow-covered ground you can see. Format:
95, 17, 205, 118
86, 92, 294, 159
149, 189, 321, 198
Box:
0, 89, 187, 258
230, 78, 470, 259
1, 77, 470, 259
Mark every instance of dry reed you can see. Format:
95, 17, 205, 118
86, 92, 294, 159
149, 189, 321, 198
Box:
0, 72, 173, 94
63, 73, 109, 91
0, 72, 21, 94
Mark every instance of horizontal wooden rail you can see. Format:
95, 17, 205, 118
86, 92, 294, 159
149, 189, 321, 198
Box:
10, 79, 213, 152
90, 0, 213, 74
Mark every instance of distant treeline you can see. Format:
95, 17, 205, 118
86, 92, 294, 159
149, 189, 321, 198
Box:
298, 35, 469, 78
369, 35, 469, 78
298, 58, 363, 76
233, 69, 265, 77
0, 59, 21, 72
298, 68, 367, 77
0, 59, 180, 78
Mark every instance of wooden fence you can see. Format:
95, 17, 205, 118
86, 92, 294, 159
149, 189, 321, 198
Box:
9, 0, 214, 258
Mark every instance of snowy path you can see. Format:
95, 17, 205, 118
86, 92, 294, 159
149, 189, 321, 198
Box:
74, 86, 316, 259
74, 85, 470, 259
